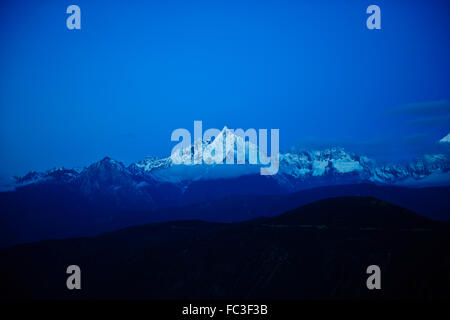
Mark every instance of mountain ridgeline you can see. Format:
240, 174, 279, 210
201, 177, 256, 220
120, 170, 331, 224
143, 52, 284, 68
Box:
7, 132, 450, 212
12, 145, 450, 200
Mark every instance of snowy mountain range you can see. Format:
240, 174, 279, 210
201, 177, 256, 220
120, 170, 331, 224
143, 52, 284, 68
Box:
10, 128, 450, 201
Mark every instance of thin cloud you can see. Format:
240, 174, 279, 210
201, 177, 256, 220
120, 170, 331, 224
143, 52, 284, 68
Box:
392, 100, 450, 116
408, 115, 450, 128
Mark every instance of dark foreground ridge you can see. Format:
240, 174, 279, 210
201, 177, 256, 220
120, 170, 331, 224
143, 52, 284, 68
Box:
1, 183, 450, 249
0, 196, 449, 299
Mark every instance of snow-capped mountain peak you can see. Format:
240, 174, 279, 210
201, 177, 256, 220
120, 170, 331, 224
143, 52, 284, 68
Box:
439, 133, 450, 143
170, 126, 261, 166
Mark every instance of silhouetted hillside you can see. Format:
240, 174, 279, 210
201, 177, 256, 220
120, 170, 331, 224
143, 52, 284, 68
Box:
1, 197, 449, 300
270, 197, 432, 228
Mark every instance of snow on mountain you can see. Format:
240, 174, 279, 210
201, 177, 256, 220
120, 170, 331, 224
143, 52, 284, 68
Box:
439, 133, 450, 143
130, 157, 171, 173
278, 148, 366, 180
369, 154, 450, 184
13, 167, 79, 185
170, 126, 260, 166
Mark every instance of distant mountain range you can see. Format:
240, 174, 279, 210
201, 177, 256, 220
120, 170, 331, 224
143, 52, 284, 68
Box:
8, 128, 450, 211
1, 197, 449, 299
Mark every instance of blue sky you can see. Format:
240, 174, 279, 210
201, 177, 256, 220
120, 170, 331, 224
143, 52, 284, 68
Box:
0, 0, 449, 177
